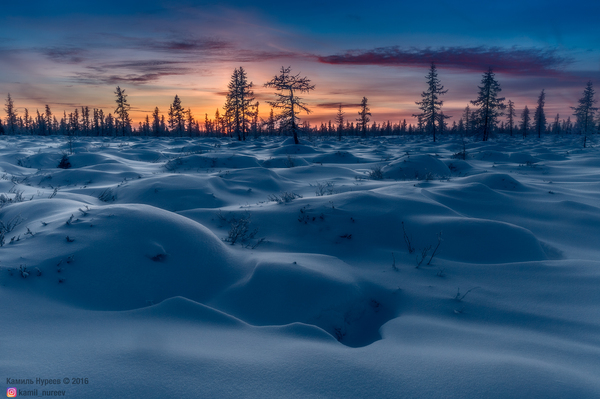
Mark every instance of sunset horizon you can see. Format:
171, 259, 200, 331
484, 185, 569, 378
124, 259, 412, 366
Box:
1, 1, 598, 130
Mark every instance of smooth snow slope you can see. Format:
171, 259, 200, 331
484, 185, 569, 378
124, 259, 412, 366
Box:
1, 135, 600, 398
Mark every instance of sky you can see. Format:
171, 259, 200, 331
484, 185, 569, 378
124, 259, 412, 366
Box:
1, 0, 599, 127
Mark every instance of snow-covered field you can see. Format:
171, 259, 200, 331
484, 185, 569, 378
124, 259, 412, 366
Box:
1, 135, 600, 398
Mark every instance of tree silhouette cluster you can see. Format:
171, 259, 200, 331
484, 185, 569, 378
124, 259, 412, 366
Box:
1, 66, 598, 143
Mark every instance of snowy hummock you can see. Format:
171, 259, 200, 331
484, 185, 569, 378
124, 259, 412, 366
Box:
1, 135, 600, 398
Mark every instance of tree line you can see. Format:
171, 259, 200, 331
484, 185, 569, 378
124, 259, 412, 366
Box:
1, 64, 598, 144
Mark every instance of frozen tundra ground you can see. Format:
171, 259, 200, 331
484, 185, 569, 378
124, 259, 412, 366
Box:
1, 135, 600, 398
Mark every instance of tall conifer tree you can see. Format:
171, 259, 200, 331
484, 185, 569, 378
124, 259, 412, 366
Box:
471, 68, 505, 141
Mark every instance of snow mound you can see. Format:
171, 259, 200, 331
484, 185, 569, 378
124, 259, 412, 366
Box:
259, 156, 310, 168
18, 153, 64, 169
126, 296, 245, 326
509, 152, 542, 164
213, 167, 289, 193
462, 173, 527, 191
312, 151, 363, 164
164, 153, 261, 171
473, 150, 510, 162
414, 216, 548, 263
273, 144, 318, 155
280, 137, 312, 146
213, 255, 398, 347
67, 153, 122, 168
2, 204, 245, 310
112, 174, 226, 211
383, 154, 451, 179
445, 159, 474, 174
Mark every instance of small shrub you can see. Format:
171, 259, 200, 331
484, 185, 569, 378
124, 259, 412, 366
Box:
368, 165, 384, 180
98, 188, 116, 202
58, 154, 71, 169
315, 181, 335, 196
402, 222, 414, 254
220, 211, 259, 246
268, 192, 302, 204
0, 214, 23, 247
453, 287, 480, 302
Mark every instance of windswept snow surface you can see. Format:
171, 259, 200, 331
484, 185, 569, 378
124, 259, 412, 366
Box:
2, 135, 600, 398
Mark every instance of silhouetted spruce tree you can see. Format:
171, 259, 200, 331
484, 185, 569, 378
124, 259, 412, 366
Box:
400, 119, 407, 134
92, 109, 100, 136
143, 115, 151, 135
571, 81, 597, 148
81, 106, 90, 135
335, 104, 345, 140
251, 101, 260, 138
356, 97, 371, 137
224, 67, 255, 141
43, 105, 52, 135
214, 109, 222, 135
35, 110, 45, 135
186, 108, 194, 135
416, 115, 424, 134
370, 120, 378, 136
204, 113, 213, 135
413, 62, 449, 142
52, 116, 59, 134
506, 100, 516, 137
552, 113, 560, 134
59, 111, 67, 135
152, 107, 161, 136
265, 108, 276, 135
98, 109, 105, 135
167, 105, 175, 132
462, 105, 473, 136
71, 108, 80, 134
533, 90, 546, 138
224, 69, 241, 139
114, 86, 131, 136
168, 95, 185, 135
252, 101, 262, 136
457, 118, 465, 135
5, 94, 17, 134
520, 106, 530, 138
238, 67, 255, 140
563, 117, 572, 134
105, 113, 115, 136
160, 115, 166, 133
471, 68, 505, 141
23, 108, 31, 134
264, 66, 315, 144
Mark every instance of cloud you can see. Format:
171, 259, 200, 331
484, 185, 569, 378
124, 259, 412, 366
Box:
71, 71, 187, 85
318, 46, 573, 76
70, 59, 197, 85
142, 38, 233, 53
41, 47, 86, 64
96, 34, 233, 54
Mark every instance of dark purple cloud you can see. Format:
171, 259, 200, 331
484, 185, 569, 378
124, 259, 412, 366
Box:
42, 47, 86, 64
318, 46, 573, 76
71, 71, 187, 85
94, 34, 233, 54
70, 59, 195, 85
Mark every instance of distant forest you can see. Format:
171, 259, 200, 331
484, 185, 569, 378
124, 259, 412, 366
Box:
1, 64, 598, 145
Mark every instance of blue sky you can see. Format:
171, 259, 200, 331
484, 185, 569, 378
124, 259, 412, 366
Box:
1, 0, 599, 125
